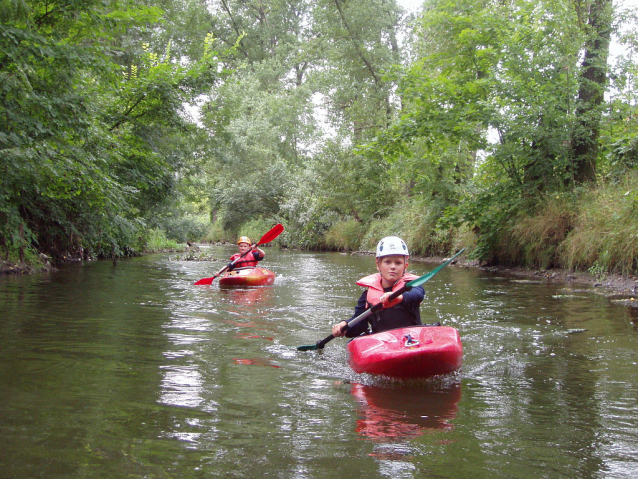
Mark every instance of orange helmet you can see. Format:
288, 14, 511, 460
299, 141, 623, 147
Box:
237, 236, 251, 245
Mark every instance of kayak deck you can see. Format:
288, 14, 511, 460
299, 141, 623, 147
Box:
346, 325, 462, 378
219, 267, 276, 287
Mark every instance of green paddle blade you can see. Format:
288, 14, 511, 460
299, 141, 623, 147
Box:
296, 344, 320, 351
407, 248, 465, 288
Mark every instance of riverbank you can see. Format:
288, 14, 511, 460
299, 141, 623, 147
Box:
3, 248, 636, 302
409, 255, 638, 303
0, 260, 55, 275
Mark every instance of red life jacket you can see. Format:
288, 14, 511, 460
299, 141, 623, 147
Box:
356, 272, 420, 308
230, 251, 260, 268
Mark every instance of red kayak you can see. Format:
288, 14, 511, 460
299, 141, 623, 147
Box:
219, 267, 276, 287
347, 326, 462, 378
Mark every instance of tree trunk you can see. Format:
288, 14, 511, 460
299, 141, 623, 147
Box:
18, 223, 25, 263
570, 0, 612, 184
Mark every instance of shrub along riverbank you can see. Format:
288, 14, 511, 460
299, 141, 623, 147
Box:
271, 176, 638, 279
4, 177, 636, 286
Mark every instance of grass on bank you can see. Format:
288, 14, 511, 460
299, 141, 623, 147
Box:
143, 228, 187, 253
279, 177, 637, 276
506, 178, 638, 276
561, 181, 638, 276
195, 177, 637, 278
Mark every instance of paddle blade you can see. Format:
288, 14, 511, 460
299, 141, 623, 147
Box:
194, 276, 215, 285
297, 344, 320, 351
297, 333, 334, 351
407, 248, 465, 288
257, 223, 284, 245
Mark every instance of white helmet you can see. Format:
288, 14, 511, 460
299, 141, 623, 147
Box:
376, 236, 409, 258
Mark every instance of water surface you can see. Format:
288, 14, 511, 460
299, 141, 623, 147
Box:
1, 247, 637, 478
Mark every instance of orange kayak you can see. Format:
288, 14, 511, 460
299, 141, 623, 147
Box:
347, 326, 462, 378
219, 267, 276, 287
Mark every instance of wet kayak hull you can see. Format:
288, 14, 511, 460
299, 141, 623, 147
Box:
346, 326, 462, 378
219, 267, 276, 287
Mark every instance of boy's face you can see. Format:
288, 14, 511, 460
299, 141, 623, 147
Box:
376, 255, 408, 286
238, 242, 251, 254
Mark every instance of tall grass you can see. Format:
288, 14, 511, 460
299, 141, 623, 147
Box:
508, 197, 577, 269
324, 220, 366, 251
357, 198, 469, 257
144, 228, 185, 253
560, 179, 638, 275
503, 176, 638, 275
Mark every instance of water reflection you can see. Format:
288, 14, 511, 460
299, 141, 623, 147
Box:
219, 285, 270, 305
2, 250, 638, 478
351, 382, 461, 442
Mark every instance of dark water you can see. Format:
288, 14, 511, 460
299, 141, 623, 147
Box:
1, 247, 637, 478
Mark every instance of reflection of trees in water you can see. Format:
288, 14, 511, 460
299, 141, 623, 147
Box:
351, 382, 461, 442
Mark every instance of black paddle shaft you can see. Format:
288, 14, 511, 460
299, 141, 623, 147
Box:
309, 284, 411, 350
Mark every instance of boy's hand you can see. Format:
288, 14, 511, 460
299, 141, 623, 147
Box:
332, 321, 348, 337
379, 292, 402, 308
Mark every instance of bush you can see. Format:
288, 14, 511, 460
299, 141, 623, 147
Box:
324, 220, 366, 251
143, 228, 185, 253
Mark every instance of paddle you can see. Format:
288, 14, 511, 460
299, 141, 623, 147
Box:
194, 223, 284, 285
296, 248, 465, 351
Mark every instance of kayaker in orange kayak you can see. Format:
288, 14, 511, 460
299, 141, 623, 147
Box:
229, 236, 266, 269
331, 236, 425, 338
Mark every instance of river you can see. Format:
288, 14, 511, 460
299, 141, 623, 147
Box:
1, 246, 637, 478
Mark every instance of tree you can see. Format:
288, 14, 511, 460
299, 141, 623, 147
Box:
0, 0, 225, 261
201, 0, 408, 239
570, 0, 613, 184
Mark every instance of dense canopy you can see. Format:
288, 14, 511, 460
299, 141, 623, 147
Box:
1, 0, 637, 275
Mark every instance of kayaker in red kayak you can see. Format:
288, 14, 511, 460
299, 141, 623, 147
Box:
229, 236, 266, 269
331, 236, 425, 338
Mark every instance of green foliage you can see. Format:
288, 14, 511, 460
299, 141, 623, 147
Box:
560, 177, 638, 275
143, 228, 185, 253
324, 220, 366, 252
508, 196, 578, 269
200, 0, 408, 239
439, 181, 526, 263
456, 176, 638, 274
359, 198, 466, 257
154, 212, 209, 244
198, 221, 233, 244
588, 261, 607, 282
0, 0, 227, 264
277, 167, 334, 249
0, 242, 46, 269
234, 218, 283, 247
213, 161, 291, 233
314, 141, 398, 223
2, 0, 637, 278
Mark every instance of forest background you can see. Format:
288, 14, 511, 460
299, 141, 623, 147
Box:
2, 0, 638, 277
